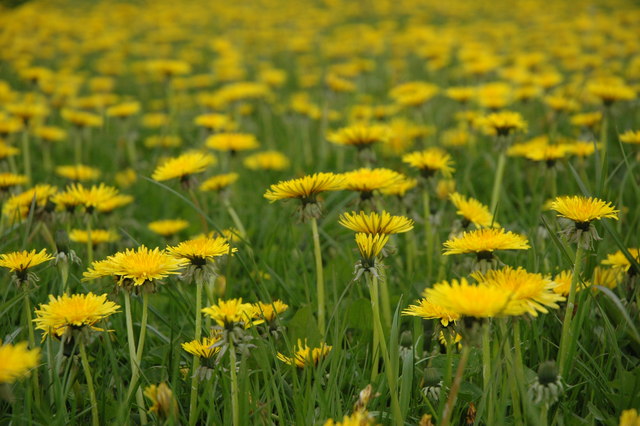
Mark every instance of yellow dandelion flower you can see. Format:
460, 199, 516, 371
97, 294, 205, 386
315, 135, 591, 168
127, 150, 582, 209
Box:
601, 249, 640, 273
478, 111, 527, 136
194, 113, 236, 132
243, 150, 290, 171
425, 278, 526, 318
553, 270, 588, 296
619, 409, 640, 426
341, 168, 404, 196
355, 233, 389, 268
264, 172, 344, 204
69, 229, 119, 245
592, 266, 623, 290
61, 109, 103, 128
380, 176, 418, 197
34, 293, 120, 339
148, 219, 189, 237
106, 101, 140, 118
115, 168, 137, 188
565, 141, 598, 158
443, 228, 530, 258
327, 123, 390, 148
436, 179, 456, 200
620, 130, 640, 145
0, 249, 53, 274
570, 111, 602, 129
206, 133, 259, 153
339, 211, 414, 234
33, 126, 67, 143
83, 246, 187, 287
55, 164, 101, 181
181, 335, 222, 359
3, 184, 58, 221
0, 341, 40, 384
402, 297, 460, 326
445, 86, 476, 103
0, 142, 20, 159
449, 192, 496, 228
475, 267, 565, 316
550, 196, 618, 224
0, 172, 28, 190
199, 173, 239, 192
144, 135, 182, 149
142, 113, 169, 129
167, 236, 235, 265
152, 152, 216, 182
201, 298, 259, 327
253, 300, 289, 321
57, 183, 123, 213
277, 339, 332, 368
390, 81, 439, 107
587, 82, 635, 105
323, 411, 374, 426
96, 194, 133, 213
144, 382, 177, 418
402, 148, 455, 178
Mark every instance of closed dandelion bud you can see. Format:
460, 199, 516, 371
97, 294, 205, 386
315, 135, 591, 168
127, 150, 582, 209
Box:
529, 361, 563, 405
144, 382, 178, 419
422, 367, 443, 401
419, 414, 435, 426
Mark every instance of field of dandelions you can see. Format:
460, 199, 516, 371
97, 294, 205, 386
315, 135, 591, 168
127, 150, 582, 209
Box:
1, 0, 640, 425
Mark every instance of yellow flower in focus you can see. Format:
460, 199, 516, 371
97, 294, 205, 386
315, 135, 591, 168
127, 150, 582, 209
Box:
152, 152, 216, 182
339, 211, 414, 234
0, 341, 40, 384
355, 233, 389, 269
341, 168, 404, 196
181, 335, 222, 359
0, 249, 53, 274
443, 228, 530, 258
277, 339, 332, 368
549, 196, 618, 224
34, 293, 120, 339
264, 172, 344, 204
167, 236, 235, 266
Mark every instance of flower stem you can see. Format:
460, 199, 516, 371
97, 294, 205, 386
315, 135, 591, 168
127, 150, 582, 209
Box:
23, 291, 40, 406
558, 244, 584, 377
229, 338, 240, 426
490, 150, 507, 218
79, 342, 99, 426
482, 321, 494, 425
188, 282, 203, 426
441, 344, 471, 426
422, 187, 433, 280
223, 198, 247, 239
367, 274, 403, 426
86, 214, 94, 265
124, 292, 148, 424
21, 130, 32, 183
310, 217, 326, 337
597, 109, 609, 196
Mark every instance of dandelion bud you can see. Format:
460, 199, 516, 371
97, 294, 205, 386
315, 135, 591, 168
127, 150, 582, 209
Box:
529, 361, 564, 405
144, 382, 178, 419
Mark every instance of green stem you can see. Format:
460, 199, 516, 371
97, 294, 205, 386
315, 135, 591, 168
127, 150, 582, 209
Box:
229, 338, 240, 426
422, 187, 433, 280
224, 199, 247, 239
558, 244, 585, 377
188, 189, 208, 233
540, 403, 549, 426
597, 109, 609, 196
441, 344, 471, 426
86, 214, 94, 265
21, 130, 32, 182
189, 282, 203, 426
490, 149, 507, 217
23, 291, 40, 406
124, 292, 148, 424
379, 268, 392, 334
367, 274, 402, 426
482, 320, 494, 425
499, 319, 523, 424
79, 342, 99, 426
310, 217, 326, 337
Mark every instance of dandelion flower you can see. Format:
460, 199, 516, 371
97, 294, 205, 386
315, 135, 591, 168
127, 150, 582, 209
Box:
253, 300, 289, 322
152, 152, 216, 183
0, 249, 53, 283
601, 248, 640, 273
0, 173, 28, 191
341, 168, 404, 199
339, 211, 414, 235
167, 236, 235, 266
443, 228, 530, 259
201, 298, 259, 328
206, 133, 259, 153
69, 229, 119, 246
144, 382, 178, 418
402, 298, 460, 326
55, 165, 101, 181
355, 232, 389, 271
148, 219, 189, 237
34, 293, 120, 339
0, 341, 40, 384
619, 130, 640, 145
449, 192, 496, 228
402, 148, 455, 178
277, 339, 332, 368
199, 173, 239, 192
479, 111, 527, 136
327, 123, 390, 148
243, 150, 290, 171
553, 270, 588, 296
425, 278, 526, 318
549, 196, 618, 248
181, 335, 222, 359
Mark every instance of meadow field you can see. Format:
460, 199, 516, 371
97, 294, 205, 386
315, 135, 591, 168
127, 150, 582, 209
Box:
1, 0, 640, 424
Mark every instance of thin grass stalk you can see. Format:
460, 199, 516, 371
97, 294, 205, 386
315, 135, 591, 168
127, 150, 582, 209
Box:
490, 149, 507, 217
422, 187, 433, 280
558, 244, 584, 377
188, 281, 203, 425
310, 217, 326, 336
367, 274, 402, 426
124, 291, 148, 424
223, 198, 247, 238
21, 130, 32, 182
482, 320, 494, 425
85, 214, 94, 265
79, 341, 99, 426
499, 319, 523, 423
229, 338, 240, 426
23, 290, 40, 407
440, 344, 471, 426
